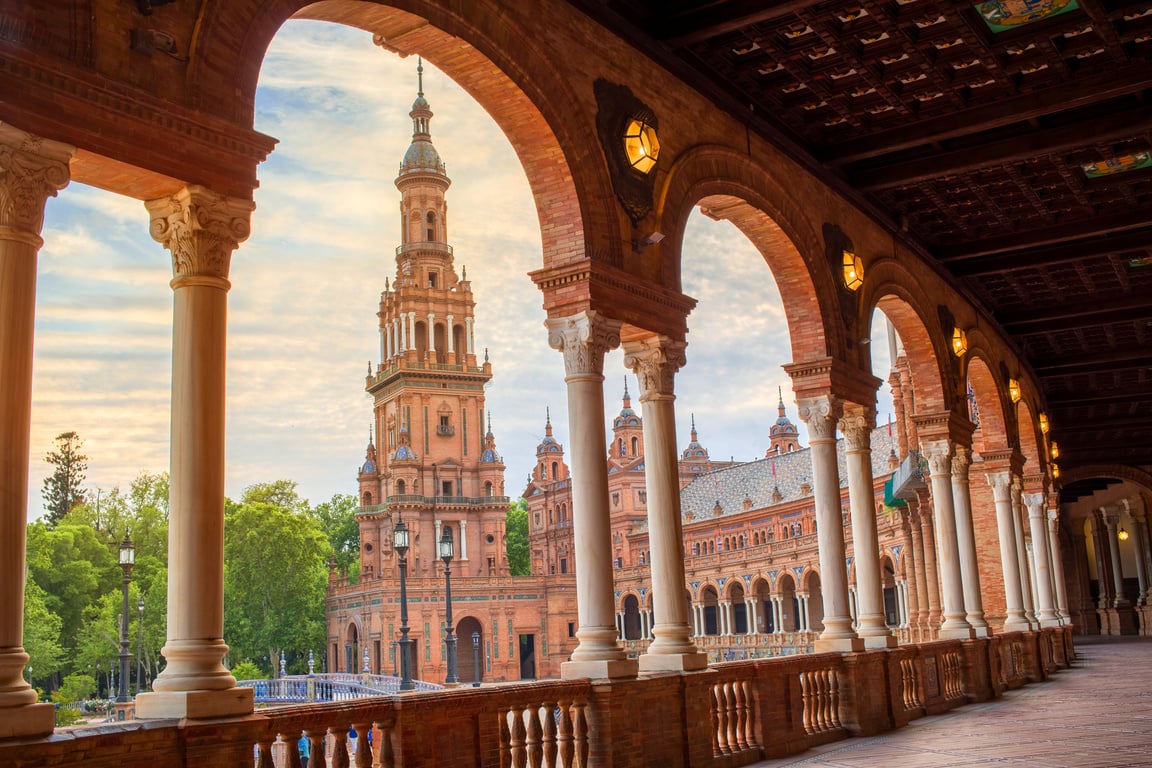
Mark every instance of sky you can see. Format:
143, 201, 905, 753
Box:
28, 20, 894, 521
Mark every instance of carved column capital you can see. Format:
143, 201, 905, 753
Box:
1022, 492, 1046, 517
1100, 505, 1121, 527
545, 310, 621, 377
0, 124, 74, 236
920, 439, 954, 477
951, 445, 971, 480
146, 185, 254, 282
622, 336, 686, 400
837, 408, 875, 450
986, 471, 1013, 502
796, 395, 842, 441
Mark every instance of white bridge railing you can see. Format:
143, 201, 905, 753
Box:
238, 673, 442, 703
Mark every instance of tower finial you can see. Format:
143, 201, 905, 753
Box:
417, 56, 424, 97
691, 413, 698, 439
623, 376, 630, 401
487, 410, 493, 435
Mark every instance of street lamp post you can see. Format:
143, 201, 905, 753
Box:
117, 533, 135, 703
439, 528, 458, 686
136, 598, 144, 693
471, 631, 481, 687
393, 514, 414, 691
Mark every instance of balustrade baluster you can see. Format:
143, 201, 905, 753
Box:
282, 733, 302, 768
725, 682, 738, 752
507, 706, 528, 768
556, 702, 574, 767
540, 702, 558, 768
306, 730, 327, 768
256, 739, 276, 768
329, 726, 350, 768
524, 705, 543, 768
353, 721, 373, 768
800, 671, 813, 734
712, 683, 729, 753
572, 701, 589, 768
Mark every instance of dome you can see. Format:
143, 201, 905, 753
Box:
480, 448, 501, 463
361, 459, 377, 474
411, 94, 430, 112
400, 140, 445, 175
394, 445, 415, 461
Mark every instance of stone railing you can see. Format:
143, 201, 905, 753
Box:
2, 628, 1071, 768
237, 673, 442, 703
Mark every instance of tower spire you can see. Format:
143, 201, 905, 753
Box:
417, 56, 424, 97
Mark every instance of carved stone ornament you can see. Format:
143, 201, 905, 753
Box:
146, 185, 255, 280
920, 440, 954, 477
0, 125, 73, 235
1022, 492, 1045, 516
545, 310, 621, 377
796, 395, 842, 440
623, 337, 686, 399
837, 410, 874, 450
986, 471, 1012, 501
951, 445, 971, 479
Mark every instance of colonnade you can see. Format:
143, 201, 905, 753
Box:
0, 125, 1078, 737
381, 310, 475, 362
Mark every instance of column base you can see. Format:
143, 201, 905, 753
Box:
938, 625, 976, 640
813, 636, 865, 653
861, 634, 898, 649
1002, 616, 1031, 633
639, 651, 709, 673
561, 659, 638, 680
135, 687, 254, 719
971, 624, 991, 638
0, 702, 55, 739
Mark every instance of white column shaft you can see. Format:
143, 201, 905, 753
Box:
922, 441, 973, 638
1024, 494, 1059, 625
446, 314, 455, 353
951, 448, 988, 632
841, 411, 891, 644
988, 473, 1029, 631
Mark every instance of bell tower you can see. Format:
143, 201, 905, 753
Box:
357, 60, 508, 581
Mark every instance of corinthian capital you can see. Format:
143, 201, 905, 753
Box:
920, 439, 953, 477
951, 445, 971, 480
622, 336, 686, 399
146, 185, 255, 280
545, 310, 621, 377
0, 125, 74, 236
1022, 492, 1045, 516
986, 471, 1012, 502
837, 408, 875, 450
796, 394, 842, 440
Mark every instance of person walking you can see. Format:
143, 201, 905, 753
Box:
298, 733, 311, 768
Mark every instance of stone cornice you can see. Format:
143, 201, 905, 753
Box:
0, 41, 277, 199
529, 260, 696, 340
783, 357, 883, 405
912, 409, 976, 445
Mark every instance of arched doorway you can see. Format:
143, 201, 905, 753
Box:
729, 582, 748, 634
345, 622, 359, 674
700, 586, 720, 635
806, 572, 825, 632
456, 616, 484, 685
622, 594, 642, 640
778, 575, 797, 632
753, 578, 773, 633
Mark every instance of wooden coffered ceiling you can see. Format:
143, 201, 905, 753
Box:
567, 0, 1152, 478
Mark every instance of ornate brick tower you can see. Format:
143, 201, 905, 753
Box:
356, 61, 509, 583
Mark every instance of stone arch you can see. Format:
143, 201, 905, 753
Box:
751, 576, 773, 633
655, 145, 843, 362
804, 570, 825, 632
966, 353, 1013, 454
456, 615, 484, 684
698, 584, 720, 636
1017, 400, 1046, 479
188, 0, 616, 269
776, 572, 798, 632
1060, 465, 1152, 497
621, 593, 642, 640
868, 291, 950, 416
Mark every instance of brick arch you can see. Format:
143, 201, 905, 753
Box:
868, 291, 950, 415
189, 0, 614, 269
655, 145, 843, 363
966, 353, 1012, 454
724, 578, 747, 601
1016, 399, 1046, 477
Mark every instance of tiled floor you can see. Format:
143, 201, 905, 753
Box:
750, 636, 1152, 768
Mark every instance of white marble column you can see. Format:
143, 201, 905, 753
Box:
136, 186, 255, 719
1100, 506, 1129, 608
840, 409, 895, 647
465, 316, 474, 355
772, 598, 783, 633
399, 315, 408, 351
0, 124, 73, 738
446, 313, 455, 355
897, 580, 909, 627
951, 446, 989, 635
547, 311, 636, 679
407, 311, 417, 354
623, 337, 705, 670
987, 472, 1030, 631
1023, 493, 1060, 626
1132, 509, 1150, 606
799, 594, 811, 632
922, 441, 974, 639
746, 599, 757, 634
459, 519, 468, 560
1047, 509, 1070, 619
797, 395, 862, 651
426, 312, 435, 355
1011, 479, 1038, 627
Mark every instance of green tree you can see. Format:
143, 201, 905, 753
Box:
25, 522, 117, 661
51, 673, 96, 727
230, 660, 266, 681
506, 498, 529, 576
42, 431, 87, 525
22, 576, 64, 689
224, 498, 328, 670
309, 493, 360, 580
241, 480, 308, 513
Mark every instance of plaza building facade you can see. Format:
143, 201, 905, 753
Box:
3, 2, 1150, 766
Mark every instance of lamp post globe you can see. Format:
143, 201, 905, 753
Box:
393, 514, 414, 691
136, 597, 145, 693
439, 528, 458, 685
117, 533, 135, 703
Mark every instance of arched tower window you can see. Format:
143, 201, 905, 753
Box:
551, 461, 558, 479
618, 438, 626, 457
484, 481, 493, 496
396, 480, 406, 495
631, 436, 639, 455
426, 211, 436, 241
363, 493, 373, 506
